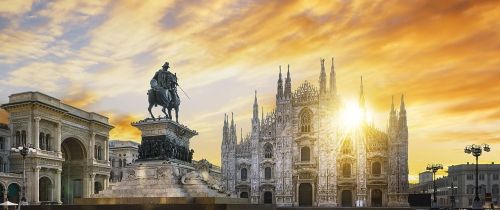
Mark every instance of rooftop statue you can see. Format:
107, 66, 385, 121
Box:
148, 62, 181, 122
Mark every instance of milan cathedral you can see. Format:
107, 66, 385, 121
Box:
220, 58, 409, 207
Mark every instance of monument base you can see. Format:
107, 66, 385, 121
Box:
92, 159, 230, 200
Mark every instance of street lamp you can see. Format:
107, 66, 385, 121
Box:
11, 144, 36, 205
426, 163, 443, 209
464, 144, 491, 210
448, 182, 458, 210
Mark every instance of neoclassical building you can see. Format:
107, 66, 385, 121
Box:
221, 58, 409, 207
108, 140, 139, 182
0, 92, 113, 204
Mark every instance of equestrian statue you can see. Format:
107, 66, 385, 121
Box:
147, 62, 182, 122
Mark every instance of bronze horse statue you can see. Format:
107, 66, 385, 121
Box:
147, 78, 180, 122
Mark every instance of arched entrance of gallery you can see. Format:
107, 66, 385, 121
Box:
61, 137, 86, 204
39, 176, 53, 202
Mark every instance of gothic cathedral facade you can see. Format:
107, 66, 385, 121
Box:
221, 58, 409, 207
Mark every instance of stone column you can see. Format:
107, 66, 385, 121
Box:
90, 132, 96, 160
104, 138, 109, 162
34, 117, 41, 149
104, 175, 109, 190
56, 122, 62, 156
89, 173, 95, 195
33, 166, 40, 204
55, 169, 62, 204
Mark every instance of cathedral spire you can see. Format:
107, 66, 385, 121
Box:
319, 58, 327, 95
330, 57, 337, 96
359, 76, 366, 110
240, 127, 243, 144
261, 106, 264, 125
284, 64, 292, 99
223, 113, 228, 144
277, 66, 284, 100
399, 94, 407, 129
389, 95, 398, 133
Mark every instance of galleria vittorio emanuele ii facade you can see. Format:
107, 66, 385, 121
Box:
221, 58, 409, 207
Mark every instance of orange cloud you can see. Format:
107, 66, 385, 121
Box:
107, 114, 142, 142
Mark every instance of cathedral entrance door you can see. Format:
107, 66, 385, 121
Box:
263, 191, 272, 204
298, 183, 313, 206
371, 189, 382, 207
341, 190, 352, 207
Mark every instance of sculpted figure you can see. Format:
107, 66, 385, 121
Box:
147, 62, 181, 122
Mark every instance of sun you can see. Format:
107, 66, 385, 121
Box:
340, 100, 364, 130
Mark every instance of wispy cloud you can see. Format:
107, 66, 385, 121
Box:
0, 0, 499, 178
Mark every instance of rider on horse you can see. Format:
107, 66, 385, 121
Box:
148, 62, 181, 121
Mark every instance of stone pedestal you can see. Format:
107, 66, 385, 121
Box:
133, 118, 197, 162
83, 118, 236, 203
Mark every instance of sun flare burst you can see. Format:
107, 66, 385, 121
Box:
340, 100, 364, 130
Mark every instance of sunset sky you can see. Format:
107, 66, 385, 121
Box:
1, 0, 499, 183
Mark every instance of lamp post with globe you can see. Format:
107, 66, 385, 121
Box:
11, 144, 36, 204
464, 144, 491, 210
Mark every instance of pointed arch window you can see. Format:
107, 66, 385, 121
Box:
341, 139, 352, 155
265, 167, 272, 180
301, 147, 310, 162
342, 163, 351, 178
372, 162, 381, 176
264, 143, 273, 159
241, 168, 247, 181
299, 109, 313, 133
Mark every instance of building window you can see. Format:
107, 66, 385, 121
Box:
343, 163, 351, 178
241, 168, 247, 181
39, 132, 45, 150
493, 184, 499, 195
21, 130, 26, 146
264, 143, 273, 159
479, 174, 485, 180
0, 157, 3, 172
300, 147, 310, 162
494, 174, 499, 180
45, 134, 51, 151
299, 109, 312, 133
466, 174, 473, 180
0, 137, 4, 150
480, 185, 486, 194
466, 185, 474, 194
15, 131, 20, 146
265, 167, 272, 180
372, 162, 381, 176
453, 176, 458, 181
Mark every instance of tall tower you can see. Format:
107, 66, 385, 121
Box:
226, 113, 237, 195
329, 57, 337, 97
319, 58, 327, 95
277, 66, 284, 100
275, 66, 294, 207
359, 76, 366, 122
397, 95, 409, 204
250, 91, 260, 203
388, 95, 409, 206
221, 114, 229, 191
284, 65, 292, 99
